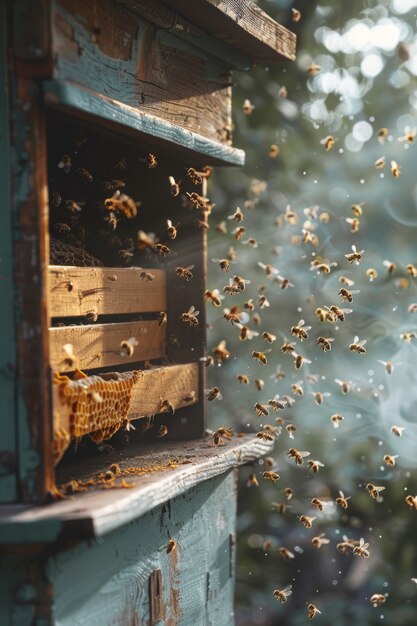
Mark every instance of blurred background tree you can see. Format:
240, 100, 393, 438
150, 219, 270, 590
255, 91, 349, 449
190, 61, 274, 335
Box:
206, 0, 417, 624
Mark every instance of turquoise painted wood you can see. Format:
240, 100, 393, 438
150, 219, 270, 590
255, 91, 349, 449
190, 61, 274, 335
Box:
1, 471, 237, 626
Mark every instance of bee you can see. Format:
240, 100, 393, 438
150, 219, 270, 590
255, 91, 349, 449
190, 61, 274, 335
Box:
391, 424, 405, 437
346, 217, 360, 233
258, 295, 270, 309
279, 85, 288, 98
223, 307, 248, 326
390, 160, 401, 178
316, 336, 334, 352
378, 128, 389, 144
378, 360, 396, 374
167, 175, 181, 197
307, 459, 324, 473
288, 448, 310, 466
181, 306, 199, 326
55, 222, 71, 234
252, 313, 262, 326
212, 257, 233, 272
200, 355, 214, 368
165, 219, 178, 240
176, 265, 195, 282
158, 312, 167, 326
300, 514, 316, 528
227, 207, 244, 222
253, 403, 269, 417
277, 546, 294, 562
406, 263, 417, 277
311, 391, 331, 405
186, 191, 210, 211
349, 336, 367, 354
366, 483, 386, 499
254, 378, 265, 391
307, 604, 322, 620
293, 353, 311, 370
334, 378, 353, 394
120, 336, 138, 357
261, 331, 276, 344
285, 423, 296, 439
204, 289, 223, 307
212, 340, 231, 365
85, 308, 98, 322
212, 426, 233, 446
104, 211, 119, 230
345, 245, 364, 265
136, 230, 157, 250
160, 399, 175, 414
102, 179, 125, 192
119, 246, 134, 263
65, 199, 84, 213
257, 430, 275, 442
62, 343, 77, 368
270, 366, 286, 383
405, 495, 417, 510
311, 497, 328, 511
408, 303, 417, 313
166, 539, 177, 553
238, 324, 258, 341
383, 454, 399, 467
291, 382, 304, 397
336, 491, 351, 509
242, 237, 259, 248
312, 533, 330, 549
328, 305, 352, 322
400, 331, 416, 342
375, 156, 386, 169
233, 226, 246, 240
307, 63, 321, 76
247, 473, 259, 487
353, 537, 370, 559
263, 471, 280, 483
51, 191, 62, 207
182, 391, 196, 403
339, 287, 360, 303
242, 98, 255, 115
291, 319, 311, 341
272, 502, 289, 514
157, 425, 168, 438
58, 154, 72, 173
321, 135, 335, 151
205, 386, 222, 402
139, 271, 156, 282
276, 275, 294, 289
281, 341, 296, 354
272, 585, 292, 604
185, 167, 203, 185
331, 414, 344, 429
268, 144, 280, 158
339, 275, 355, 287
370, 594, 386, 606
77, 167, 93, 182
351, 202, 364, 216
153, 243, 170, 256
251, 350, 270, 365
366, 268, 378, 281
282, 487, 293, 501
267, 395, 286, 411
398, 125, 416, 143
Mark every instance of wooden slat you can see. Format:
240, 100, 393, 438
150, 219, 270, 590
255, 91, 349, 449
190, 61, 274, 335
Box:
0, 434, 274, 544
164, 0, 297, 63
48, 266, 167, 318
43, 80, 245, 167
49, 321, 166, 372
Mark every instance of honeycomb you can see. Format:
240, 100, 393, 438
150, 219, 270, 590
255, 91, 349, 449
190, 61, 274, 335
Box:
53, 370, 140, 464
50, 236, 103, 267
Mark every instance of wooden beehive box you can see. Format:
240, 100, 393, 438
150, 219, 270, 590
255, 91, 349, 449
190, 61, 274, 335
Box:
0, 1, 296, 623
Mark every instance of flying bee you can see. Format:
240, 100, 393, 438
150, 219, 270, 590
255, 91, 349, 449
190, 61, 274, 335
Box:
375, 156, 386, 169
77, 167, 93, 182
204, 289, 223, 307
310, 259, 337, 274
237, 324, 259, 341
263, 471, 280, 483
200, 355, 214, 368
339, 275, 355, 287
58, 154, 72, 173
328, 305, 352, 322
366, 483, 386, 499
338, 288, 360, 303
166, 220, 179, 239
153, 243, 170, 256
378, 360, 397, 374
212, 258, 233, 272
391, 160, 401, 178
168, 175, 181, 196
366, 267, 378, 280
279, 547, 294, 560
405, 495, 417, 510
276, 275, 294, 289
311, 391, 331, 405
335, 379, 353, 394
273, 502, 289, 514
299, 514, 316, 528
262, 331, 277, 344
215, 221, 227, 235
212, 339, 231, 364
383, 259, 396, 274
378, 128, 389, 144
336, 491, 351, 509
316, 336, 334, 352
370, 594, 387, 606
51, 191, 62, 207
65, 199, 84, 213
307, 63, 321, 76
291, 319, 311, 341
251, 349, 270, 365
136, 230, 157, 250
257, 261, 280, 278
268, 144, 280, 158
181, 306, 199, 326
242, 237, 259, 248
160, 399, 175, 414
233, 275, 251, 292
337, 536, 356, 554
284, 487, 293, 500
293, 353, 311, 370
155, 312, 167, 327
288, 448, 310, 466
247, 473, 259, 487
408, 303, 417, 313
268, 395, 286, 411
291, 7, 301, 22
254, 378, 265, 391
242, 98, 255, 114
140, 271, 156, 282
244, 299, 255, 312
284, 205, 299, 224
102, 178, 125, 192
311, 497, 329, 511
346, 217, 360, 233
211, 426, 233, 446
307, 459, 324, 473
307, 604, 322, 620
258, 294, 270, 309
331, 414, 344, 429
353, 538, 370, 559
273, 585, 292, 605
291, 382, 304, 396
186, 191, 210, 211
321, 135, 335, 151
383, 454, 399, 467
349, 336, 367, 354
186, 167, 204, 185
252, 313, 262, 326
157, 425, 168, 438
391, 424, 405, 437
55, 222, 71, 234
345, 245, 364, 265
233, 226, 246, 240
223, 280, 241, 295
253, 403, 269, 417
227, 207, 244, 222
400, 331, 416, 342
286, 423, 296, 439
312, 533, 330, 549
270, 366, 286, 382
237, 373, 250, 385
104, 211, 119, 230
281, 341, 296, 354
351, 202, 364, 216
205, 386, 222, 401
147, 153, 157, 168
176, 265, 195, 282
406, 263, 417, 277
279, 85, 288, 98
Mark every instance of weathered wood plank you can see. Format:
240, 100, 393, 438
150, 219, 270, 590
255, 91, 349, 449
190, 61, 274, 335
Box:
49, 265, 167, 317
0, 434, 273, 543
43, 80, 245, 166
166, 0, 297, 63
49, 321, 166, 372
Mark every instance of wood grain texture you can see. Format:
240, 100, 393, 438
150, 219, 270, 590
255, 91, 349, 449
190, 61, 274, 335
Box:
49, 265, 167, 317
49, 321, 166, 372
43, 80, 245, 166
52, 0, 234, 143
0, 434, 273, 543
164, 0, 297, 62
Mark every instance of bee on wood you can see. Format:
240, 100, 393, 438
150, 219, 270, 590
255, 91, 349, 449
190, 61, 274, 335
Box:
353, 538, 370, 559
257, 430, 275, 442
339, 288, 360, 303
336, 491, 351, 509
181, 306, 199, 326
287, 448, 310, 466
253, 403, 269, 417
251, 350, 270, 365
182, 391, 196, 403
176, 265, 195, 282
204, 289, 223, 307
299, 514, 316, 528
383, 454, 398, 467
212, 340, 231, 365
153, 243, 170, 256
312, 533, 330, 549
212, 426, 233, 446
272, 585, 292, 604
366, 483, 385, 499
158, 312, 167, 326
206, 386, 222, 401
349, 336, 367, 354
167, 220, 179, 239
345, 244, 364, 265
140, 271, 156, 282
316, 336, 334, 352
291, 319, 311, 341
160, 399, 175, 414
157, 425, 168, 438
85, 308, 98, 322
120, 336, 138, 357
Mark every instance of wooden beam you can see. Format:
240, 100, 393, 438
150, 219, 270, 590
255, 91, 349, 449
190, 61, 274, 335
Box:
49, 321, 166, 372
164, 0, 297, 63
0, 434, 274, 544
43, 80, 245, 167
49, 266, 167, 318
